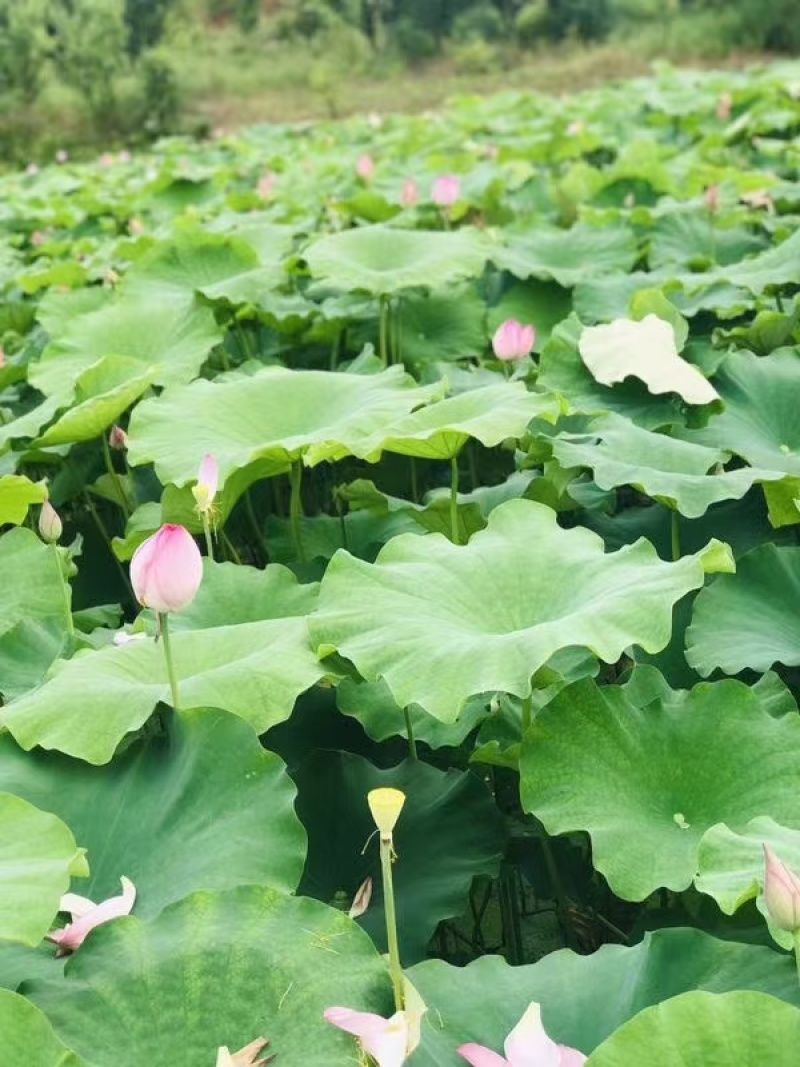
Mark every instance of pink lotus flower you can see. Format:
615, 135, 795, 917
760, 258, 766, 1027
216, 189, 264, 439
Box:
459, 1003, 586, 1067
128, 218, 145, 236
130, 524, 203, 614
704, 184, 721, 214
357, 154, 376, 181
492, 320, 536, 361
257, 173, 276, 200
109, 424, 128, 451
325, 1007, 420, 1067
31, 230, 46, 247
192, 453, 219, 514
716, 91, 732, 121
763, 845, 800, 933
48, 877, 136, 956
400, 178, 419, 208
432, 175, 461, 208
38, 501, 62, 544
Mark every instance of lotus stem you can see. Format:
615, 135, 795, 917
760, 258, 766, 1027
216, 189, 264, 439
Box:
202, 514, 215, 562
53, 543, 75, 644
290, 460, 306, 564
671, 509, 681, 561
158, 612, 181, 709
378, 294, 390, 367
403, 706, 418, 760
450, 454, 461, 545
794, 930, 800, 988
101, 432, 130, 519
379, 834, 405, 1012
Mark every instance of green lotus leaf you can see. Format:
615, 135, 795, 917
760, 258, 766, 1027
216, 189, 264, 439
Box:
408, 928, 800, 1063
395, 287, 487, 365
585, 991, 800, 1067
578, 315, 719, 406
303, 224, 491, 294
493, 222, 638, 287
0, 989, 84, 1067
0, 706, 305, 923
520, 677, 800, 900
26, 887, 390, 1067
700, 226, 800, 295
2, 561, 324, 763
683, 349, 800, 475
0, 529, 73, 701
0, 793, 88, 947
649, 211, 766, 269
0, 475, 47, 525
294, 752, 505, 963
310, 498, 732, 723
28, 290, 222, 402
126, 365, 440, 489
686, 544, 800, 677
550, 412, 784, 518
376, 382, 562, 460
696, 817, 800, 947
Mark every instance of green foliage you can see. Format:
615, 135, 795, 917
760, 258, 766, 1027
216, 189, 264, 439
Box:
123, 0, 178, 57
450, 3, 508, 42
0, 0, 51, 102
50, 0, 129, 125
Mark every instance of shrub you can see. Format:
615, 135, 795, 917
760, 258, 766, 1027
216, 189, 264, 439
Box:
0, 0, 52, 102
450, 37, 501, 73
50, 0, 129, 128
514, 0, 549, 47
451, 3, 508, 43
391, 16, 439, 61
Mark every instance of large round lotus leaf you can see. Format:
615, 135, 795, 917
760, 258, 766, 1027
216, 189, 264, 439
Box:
0, 706, 305, 919
0, 475, 47, 525
492, 222, 637, 287
686, 544, 800, 677
376, 382, 562, 460
578, 315, 719, 406
696, 817, 800, 948
683, 349, 800, 475
294, 752, 505, 963
26, 887, 391, 1067
407, 928, 800, 1064
519, 677, 800, 900
310, 498, 732, 723
126, 365, 439, 489
585, 991, 800, 1067
396, 287, 487, 365
538, 315, 687, 429
0, 793, 87, 947
0, 989, 84, 1067
649, 212, 766, 270
29, 291, 222, 401
2, 561, 324, 763
703, 226, 800, 295
550, 412, 783, 518
303, 224, 490, 294
0, 528, 73, 702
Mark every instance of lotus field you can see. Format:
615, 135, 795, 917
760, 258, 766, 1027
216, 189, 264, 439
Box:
2, 61, 800, 1066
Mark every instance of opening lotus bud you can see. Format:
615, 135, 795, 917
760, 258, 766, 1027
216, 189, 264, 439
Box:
39, 501, 63, 544
368, 788, 406, 838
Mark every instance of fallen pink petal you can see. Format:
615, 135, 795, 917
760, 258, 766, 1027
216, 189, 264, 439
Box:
48, 877, 136, 956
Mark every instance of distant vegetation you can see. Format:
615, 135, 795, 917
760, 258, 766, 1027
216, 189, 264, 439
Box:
0, 0, 797, 162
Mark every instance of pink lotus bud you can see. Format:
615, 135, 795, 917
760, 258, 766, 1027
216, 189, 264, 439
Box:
55, 149, 68, 164
128, 218, 145, 236
763, 845, 800, 933
356, 154, 375, 181
704, 184, 721, 214
566, 121, 584, 137
349, 876, 373, 919
257, 173, 276, 200
25, 163, 39, 177
192, 453, 219, 514
400, 178, 419, 208
458, 1002, 586, 1067
99, 153, 115, 167
109, 425, 128, 451
48, 877, 135, 956
38, 501, 62, 544
118, 149, 132, 163
716, 91, 732, 121
432, 175, 461, 208
129, 524, 203, 614
31, 230, 46, 247
492, 320, 536, 362
368, 112, 383, 129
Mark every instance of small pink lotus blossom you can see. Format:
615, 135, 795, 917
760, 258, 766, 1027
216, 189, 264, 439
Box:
38, 501, 62, 544
130, 524, 203, 614
400, 178, 419, 208
48, 877, 136, 956
432, 175, 461, 208
704, 184, 721, 214
257, 173, 276, 200
458, 1003, 586, 1067
192, 453, 219, 515
109, 424, 128, 451
325, 1007, 420, 1067
716, 91, 733, 121
763, 845, 800, 933
356, 154, 376, 181
492, 320, 536, 362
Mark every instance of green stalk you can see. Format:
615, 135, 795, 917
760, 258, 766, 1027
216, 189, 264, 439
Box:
290, 460, 306, 564
158, 612, 181, 709
410, 456, 419, 505
84, 492, 134, 602
450, 454, 461, 546
670, 509, 681, 561
53, 544, 75, 644
403, 706, 418, 760
101, 433, 130, 519
378, 294, 390, 367
379, 835, 405, 1012
794, 930, 800, 987
202, 514, 215, 562
521, 693, 533, 734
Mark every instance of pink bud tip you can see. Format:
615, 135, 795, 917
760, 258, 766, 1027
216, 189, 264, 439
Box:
38, 501, 63, 544
492, 319, 536, 362
432, 175, 461, 208
109, 425, 128, 451
356, 154, 375, 181
400, 178, 419, 208
763, 844, 800, 934
129, 524, 203, 614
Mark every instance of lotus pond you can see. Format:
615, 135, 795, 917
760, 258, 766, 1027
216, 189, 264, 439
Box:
2, 61, 800, 1067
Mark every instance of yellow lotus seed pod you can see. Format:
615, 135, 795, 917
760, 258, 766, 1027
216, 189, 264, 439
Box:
368, 788, 406, 837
